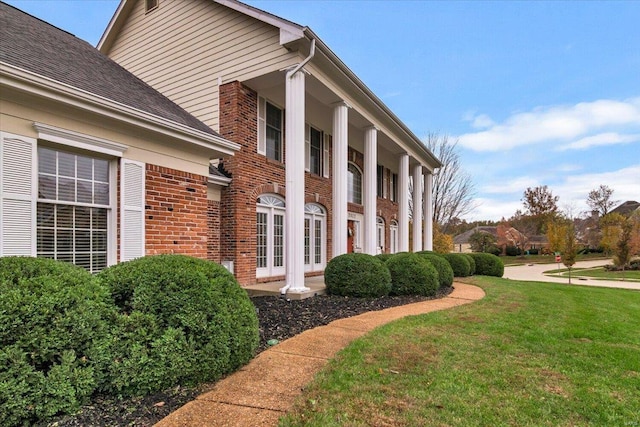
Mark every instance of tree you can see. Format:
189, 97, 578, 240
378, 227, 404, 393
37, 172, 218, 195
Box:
433, 227, 454, 253
546, 219, 568, 254
468, 231, 498, 253
599, 213, 626, 255
613, 219, 633, 278
586, 185, 618, 217
425, 133, 476, 233
562, 221, 578, 284
522, 185, 559, 234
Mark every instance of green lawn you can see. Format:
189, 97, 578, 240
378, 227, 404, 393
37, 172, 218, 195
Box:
279, 277, 640, 426
501, 253, 608, 266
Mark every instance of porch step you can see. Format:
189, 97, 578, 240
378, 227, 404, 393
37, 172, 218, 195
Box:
243, 276, 326, 300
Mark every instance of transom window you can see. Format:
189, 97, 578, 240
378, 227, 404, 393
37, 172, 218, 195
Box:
266, 102, 283, 162
37, 146, 111, 273
347, 162, 362, 205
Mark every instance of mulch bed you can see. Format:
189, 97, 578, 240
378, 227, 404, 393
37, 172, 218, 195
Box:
40, 287, 452, 427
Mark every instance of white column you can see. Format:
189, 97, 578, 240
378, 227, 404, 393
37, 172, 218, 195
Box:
332, 102, 349, 258
398, 154, 409, 252
412, 164, 423, 252
423, 172, 434, 250
363, 126, 378, 255
282, 68, 308, 293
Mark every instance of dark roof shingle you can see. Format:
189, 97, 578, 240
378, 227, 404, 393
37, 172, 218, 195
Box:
0, 2, 218, 137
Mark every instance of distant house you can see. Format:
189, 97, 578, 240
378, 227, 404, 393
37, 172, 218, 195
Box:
611, 200, 640, 217
452, 225, 545, 254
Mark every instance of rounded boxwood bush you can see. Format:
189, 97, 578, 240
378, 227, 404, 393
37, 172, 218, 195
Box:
469, 253, 504, 277
441, 253, 472, 277
375, 253, 394, 264
325, 253, 391, 297
386, 253, 439, 296
463, 254, 476, 275
97, 254, 259, 397
0, 257, 114, 426
417, 252, 454, 288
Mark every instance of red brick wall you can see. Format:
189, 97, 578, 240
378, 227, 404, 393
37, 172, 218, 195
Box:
218, 81, 401, 284
207, 199, 221, 262
144, 164, 208, 258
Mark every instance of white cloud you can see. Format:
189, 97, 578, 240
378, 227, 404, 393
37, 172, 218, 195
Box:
482, 176, 539, 194
463, 198, 523, 222
556, 132, 640, 151
458, 98, 640, 152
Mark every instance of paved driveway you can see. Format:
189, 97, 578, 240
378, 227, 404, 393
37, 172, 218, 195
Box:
503, 259, 640, 291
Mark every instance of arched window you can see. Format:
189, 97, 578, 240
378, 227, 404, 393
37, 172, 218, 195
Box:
347, 162, 362, 204
256, 195, 285, 277
376, 217, 385, 254
390, 219, 399, 254
304, 203, 326, 272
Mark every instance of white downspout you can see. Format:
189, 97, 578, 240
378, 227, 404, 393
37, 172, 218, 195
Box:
279, 38, 316, 296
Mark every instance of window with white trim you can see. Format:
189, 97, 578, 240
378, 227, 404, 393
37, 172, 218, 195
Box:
256, 195, 285, 277
390, 219, 399, 254
376, 165, 384, 198
309, 126, 323, 175
390, 173, 398, 202
347, 162, 362, 205
376, 216, 385, 254
304, 203, 326, 272
37, 147, 111, 272
258, 97, 283, 162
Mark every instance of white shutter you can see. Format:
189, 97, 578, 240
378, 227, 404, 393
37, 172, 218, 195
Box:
0, 132, 37, 256
257, 96, 266, 155
120, 159, 145, 262
323, 133, 331, 178
305, 123, 311, 172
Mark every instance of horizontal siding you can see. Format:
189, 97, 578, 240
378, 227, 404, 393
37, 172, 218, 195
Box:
107, 0, 297, 130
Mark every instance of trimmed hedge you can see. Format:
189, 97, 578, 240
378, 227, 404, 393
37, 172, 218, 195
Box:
386, 253, 439, 296
375, 253, 394, 264
0, 257, 114, 426
325, 253, 391, 297
441, 253, 472, 277
463, 254, 476, 275
97, 255, 259, 397
416, 252, 454, 288
468, 253, 504, 277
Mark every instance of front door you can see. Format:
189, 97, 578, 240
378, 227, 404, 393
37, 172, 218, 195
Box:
347, 220, 354, 253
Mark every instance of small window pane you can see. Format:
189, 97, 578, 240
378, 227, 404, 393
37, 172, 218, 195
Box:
77, 181, 92, 203
38, 175, 56, 200
57, 230, 73, 252
92, 208, 107, 229
38, 147, 56, 174
77, 156, 93, 180
75, 206, 91, 229
58, 152, 75, 177
75, 230, 91, 252
37, 229, 55, 253
56, 205, 73, 229
95, 159, 109, 182
93, 231, 108, 252
58, 177, 75, 202
94, 183, 110, 205
37, 203, 55, 228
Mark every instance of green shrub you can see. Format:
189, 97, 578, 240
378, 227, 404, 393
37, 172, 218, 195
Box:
506, 245, 522, 256
375, 253, 394, 264
469, 253, 504, 277
97, 255, 258, 397
416, 252, 454, 288
441, 253, 472, 277
386, 253, 439, 296
325, 253, 391, 297
0, 257, 113, 426
463, 254, 476, 275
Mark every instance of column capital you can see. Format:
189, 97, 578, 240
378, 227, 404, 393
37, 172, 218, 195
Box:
364, 125, 379, 132
331, 100, 352, 109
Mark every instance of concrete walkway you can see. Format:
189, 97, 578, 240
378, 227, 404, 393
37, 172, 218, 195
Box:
504, 259, 640, 291
155, 282, 485, 427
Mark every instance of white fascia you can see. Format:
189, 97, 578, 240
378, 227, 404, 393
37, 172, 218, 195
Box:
208, 174, 232, 186
1, 63, 241, 156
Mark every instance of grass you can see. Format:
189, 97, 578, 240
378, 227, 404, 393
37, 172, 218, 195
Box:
279, 277, 640, 427
545, 267, 640, 282
501, 253, 608, 266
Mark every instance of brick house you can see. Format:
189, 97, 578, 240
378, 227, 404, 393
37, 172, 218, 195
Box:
0, 3, 239, 271
98, 0, 441, 294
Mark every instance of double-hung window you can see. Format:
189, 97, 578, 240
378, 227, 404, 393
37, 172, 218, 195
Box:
258, 97, 283, 162
390, 173, 398, 202
309, 127, 323, 175
37, 147, 111, 272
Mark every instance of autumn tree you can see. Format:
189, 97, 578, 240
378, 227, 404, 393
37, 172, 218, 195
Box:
424, 133, 476, 233
433, 227, 454, 253
599, 213, 626, 255
469, 231, 498, 253
563, 221, 578, 284
546, 219, 568, 254
586, 185, 618, 217
522, 185, 559, 234
613, 219, 633, 277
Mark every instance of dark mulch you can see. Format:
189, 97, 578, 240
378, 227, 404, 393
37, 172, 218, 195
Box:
41, 287, 452, 427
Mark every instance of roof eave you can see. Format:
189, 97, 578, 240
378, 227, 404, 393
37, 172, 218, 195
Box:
1, 62, 240, 156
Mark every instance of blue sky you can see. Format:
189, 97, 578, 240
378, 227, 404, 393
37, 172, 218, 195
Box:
6, 0, 639, 222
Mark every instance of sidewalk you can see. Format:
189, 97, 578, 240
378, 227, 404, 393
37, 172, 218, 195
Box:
504, 259, 640, 291
155, 282, 485, 427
